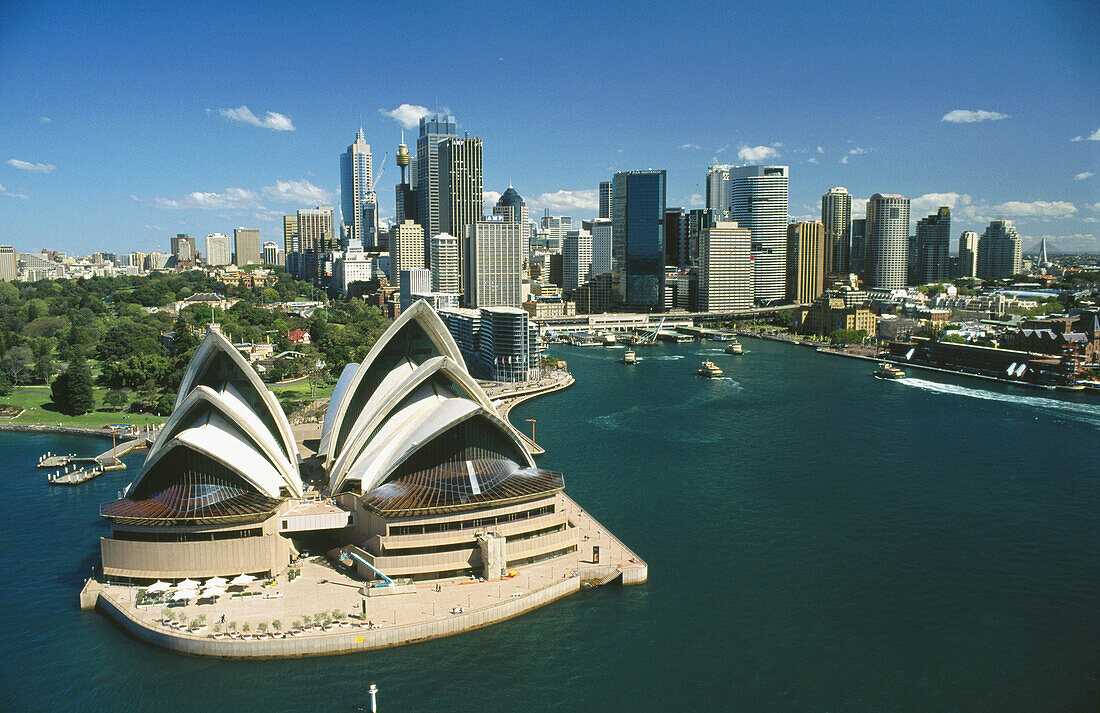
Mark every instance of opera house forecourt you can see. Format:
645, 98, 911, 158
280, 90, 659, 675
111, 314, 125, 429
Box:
81, 300, 645, 657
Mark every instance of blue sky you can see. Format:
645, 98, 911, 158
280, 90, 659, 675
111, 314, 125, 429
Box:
1, 0, 1097, 255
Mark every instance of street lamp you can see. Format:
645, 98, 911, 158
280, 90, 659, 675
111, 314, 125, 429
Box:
525, 418, 536, 442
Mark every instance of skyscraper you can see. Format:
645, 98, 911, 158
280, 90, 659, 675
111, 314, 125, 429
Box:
913, 207, 951, 284
706, 166, 731, 214
865, 193, 910, 289
429, 233, 460, 295
395, 134, 417, 226
821, 187, 852, 274
590, 218, 613, 276
340, 128, 376, 251
465, 217, 523, 308
611, 170, 666, 311
850, 218, 867, 278
389, 220, 426, 285
297, 206, 335, 284
0, 246, 15, 282
698, 217, 753, 312
731, 165, 789, 303
562, 229, 594, 291
416, 114, 458, 240
283, 215, 299, 277
977, 220, 1022, 280
493, 186, 528, 225
439, 136, 484, 289
205, 233, 231, 266
233, 227, 261, 267
786, 221, 826, 304
262, 241, 279, 266
664, 207, 689, 267
171, 234, 197, 262
958, 231, 978, 278
599, 180, 612, 220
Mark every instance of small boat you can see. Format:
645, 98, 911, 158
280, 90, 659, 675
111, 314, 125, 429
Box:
622, 349, 639, 364
872, 362, 906, 380
710, 334, 734, 342
724, 340, 743, 355
601, 332, 617, 346
698, 360, 724, 377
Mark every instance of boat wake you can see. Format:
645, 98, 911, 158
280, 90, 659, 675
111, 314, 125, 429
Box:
897, 377, 1100, 427
648, 355, 685, 361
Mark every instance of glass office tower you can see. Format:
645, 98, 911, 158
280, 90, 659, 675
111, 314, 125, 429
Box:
611, 170, 666, 311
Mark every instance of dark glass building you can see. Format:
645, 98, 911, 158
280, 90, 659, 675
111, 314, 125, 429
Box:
611, 170, 666, 311
913, 207, 951, 284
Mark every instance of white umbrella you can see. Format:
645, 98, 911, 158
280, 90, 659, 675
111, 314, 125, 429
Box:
205, 576, 228, 588
201, 586, 226, 597
146, 580, 170, 593
171, 588, 196, 601
229, 573, 255, 586
177, 578, 200, 589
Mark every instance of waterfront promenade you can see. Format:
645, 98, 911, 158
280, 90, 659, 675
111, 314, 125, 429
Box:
82, 491, 645, 658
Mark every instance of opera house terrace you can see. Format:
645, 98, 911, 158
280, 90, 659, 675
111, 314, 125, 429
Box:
80, 301, 645, 656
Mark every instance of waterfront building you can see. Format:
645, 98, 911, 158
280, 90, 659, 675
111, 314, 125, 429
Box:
913, 207, 951, 284
977, 220, 1022, 280
0, 245, 15, 282
205, 234, 231, 267
234, 227, 262, 267
611, 169, 666, 311
341, 128, 376, 251
389, 220, 426, 285
416, 114, 459, 240
730, 165, 789, 303
795, 290, 877, 337
698, 218, 752, 312
262, 241, 279, 266
706, 165, 731, 214
439, 305, 542, 383
786, 221, 826, 305
599, 180, 612, 219
821, 187, 852, 274
465, 217, 523, 308
958, 230, 978, 278
430, 233, 460, 295
865, 193, 910, 289
562, 229, 593, 292
522, 296, 576, 319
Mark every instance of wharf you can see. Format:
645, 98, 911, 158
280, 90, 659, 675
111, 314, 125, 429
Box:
81, 492, 645, 658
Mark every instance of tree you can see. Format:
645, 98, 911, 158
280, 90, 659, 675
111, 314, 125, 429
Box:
151, 391, 175, 416
32, 338, 55, 384
103, 389, 130, 410
1, 346, 34, 385
828, 329, 867, 346
0, 372, 11, 397
940, 333, 966, 344
51, 352, 96, 416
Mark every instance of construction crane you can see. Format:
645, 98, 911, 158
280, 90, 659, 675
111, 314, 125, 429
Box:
371, 152, 388, 193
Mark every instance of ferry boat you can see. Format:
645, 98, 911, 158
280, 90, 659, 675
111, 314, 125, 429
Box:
601, 332, 617, 346
724, 339, 743, 355
622, 349, 638, 364
872, 362, 906, 380
710, 334, 734, 342
698, 360, 724, 377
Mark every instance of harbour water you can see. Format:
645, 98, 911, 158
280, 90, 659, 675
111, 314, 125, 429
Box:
1, 338, 1097, 711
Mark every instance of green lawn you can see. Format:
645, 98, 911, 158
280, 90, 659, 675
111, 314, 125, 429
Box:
0, 385, 167, 428
268, 381, 335, 400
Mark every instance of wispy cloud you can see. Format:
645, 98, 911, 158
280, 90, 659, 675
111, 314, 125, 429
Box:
261, 179, 331, 204
991, 200, 1077, 219
132, 187, 261, 210
807, 157, 819, 164
737, 144, 780, 163
907, 192, 1078, 223
531, 189, 599, 213
1070, 127, 1100, 141
689, 193, 703, 206
681, 143, 703, 150
816, 146, 824, 154
7, 158, 56, 173
219, 106, 295, 131
942, 109, 1009, 123
1075, 171, 1094, 181
848, 147, 867, 155
379, 104, 431, 129
0, 183, 30, 200
40, 117, 51, 124
144, 224, 166, 231
839, 156, 850, 164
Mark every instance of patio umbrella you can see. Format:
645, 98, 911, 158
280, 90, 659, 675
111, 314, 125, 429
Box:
177, 578, 200, 589
205, 576, 228, 588
146, 580, 170, 593
201, 586, 226, 598
229, 573, 255, 586
171, 588, 196, 601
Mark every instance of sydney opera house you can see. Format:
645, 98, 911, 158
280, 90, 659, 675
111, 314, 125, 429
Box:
98, 301, 579, 584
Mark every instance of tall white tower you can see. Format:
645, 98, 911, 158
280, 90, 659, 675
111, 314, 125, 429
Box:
340, 128, 375, 251
865, 193, 910, 289
731, 165, 789, 303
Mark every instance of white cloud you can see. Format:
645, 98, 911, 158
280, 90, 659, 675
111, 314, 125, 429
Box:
1092, 202, 1100, 211
990, 200, 1076, 219
144, 224, 166, 231
681, 143, 703, 150
807, 157, 819, 164
1070, 128, 1100, 141
689, 193, 703, 206
848, 147, 867, 155
132, 187, 261, 210
40, 117, 51, 123
910, 192, 972, 217
850, 197, 868, 216
942, 109, 1010, 123
7, 158, 56, 173
379, 104, 431, 129
1083, 217, 1098, 224
219, 106, 295, 131
816, 146, 824, 154
252, 212, 278, 222
483, 190, 502, 210
0, 182, 30, 200
715, 144, 729, 154
531, 189, 599, 213
1074, 171, 1094, 180
737, 144, 780, 163
839, 156, 850, 164
262, 179, 331, 204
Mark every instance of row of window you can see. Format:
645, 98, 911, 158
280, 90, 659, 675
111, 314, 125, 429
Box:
112, 527, 263, 543
388, 504, 555, 537
379, 523, 567, 558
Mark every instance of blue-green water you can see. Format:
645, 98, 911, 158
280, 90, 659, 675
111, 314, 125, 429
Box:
1, 338, 1097, 712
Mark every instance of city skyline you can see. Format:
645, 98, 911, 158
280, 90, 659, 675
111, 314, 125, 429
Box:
1, 0, 1097, 255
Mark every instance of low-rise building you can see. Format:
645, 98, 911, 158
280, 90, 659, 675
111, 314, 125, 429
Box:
796, 291, 877, 337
